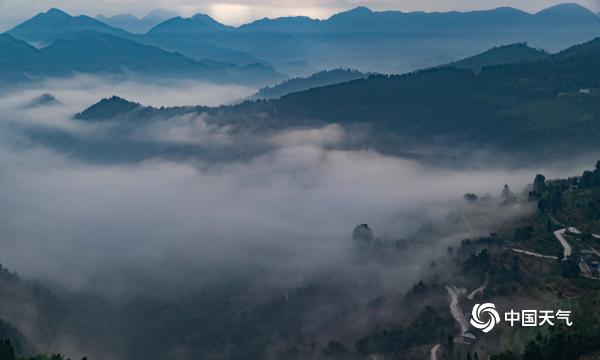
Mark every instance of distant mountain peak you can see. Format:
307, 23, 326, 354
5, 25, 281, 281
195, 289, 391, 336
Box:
144, 8, 179, 21
327, 6, 375, 22
192, 13, 210, 19
251, 68, 370, 100
95, 9, 178, 33
8, 6, 127, 45
108, 95, 134, 103
24, 93, 59, 108
191, 13, 221, 24
444, 42, 548, 72
45, 8, 70, 17
147, 12, 228, 34
346, 6, 374, 15
76, 96, 144, 121
537, 2, 593, 12
535, 2, 598, 19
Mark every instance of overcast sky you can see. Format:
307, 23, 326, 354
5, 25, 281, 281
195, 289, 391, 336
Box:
0, 0, 599, 30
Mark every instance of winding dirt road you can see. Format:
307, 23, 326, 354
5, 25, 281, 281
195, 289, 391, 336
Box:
446, 285, 469, 334
511, 248, 558, 259
430, 344, 440, 360
467, 279, 488, 300
554, 229, 573, 258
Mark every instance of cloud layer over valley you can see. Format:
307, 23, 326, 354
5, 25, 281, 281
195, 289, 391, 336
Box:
0, 79, 592, 298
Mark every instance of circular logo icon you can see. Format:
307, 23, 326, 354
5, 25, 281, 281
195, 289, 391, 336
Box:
470, 303, 500, 333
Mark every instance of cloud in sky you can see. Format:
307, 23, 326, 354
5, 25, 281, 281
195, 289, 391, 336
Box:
0, 0, 598, 29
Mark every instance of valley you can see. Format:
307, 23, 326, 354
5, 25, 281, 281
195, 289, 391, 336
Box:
1, 2, 600, 360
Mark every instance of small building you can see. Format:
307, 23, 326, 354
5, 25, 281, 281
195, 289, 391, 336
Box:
580, 251, 600, 276
456, 332, 477, 345
589, 261, 600, 272
579, 88, 591, 94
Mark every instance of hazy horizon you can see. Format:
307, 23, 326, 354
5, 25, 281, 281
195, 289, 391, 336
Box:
1, 0, 599, 31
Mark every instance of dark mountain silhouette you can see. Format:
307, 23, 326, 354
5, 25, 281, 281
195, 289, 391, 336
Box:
7, 8, 129, 45
145, 13, 307, 66
7, 4, 600, 75
76, 96, 147, 121
533, 3, 600, 25
77, 96, 139, 117
75, 96, 204, 123
249, 69, 371, 100
6, 8, 267, 68
142, 15, 266, 66
24, 93, 59, 108
0, 32, 284, 86
76, 36, 600, 158
443, 43, 549, 72
552, 36, 600, 60
240, 3, 599, 33
0, 34, 49, 83
96, 9, 179, 33
235, 4, 600, 73
148, 13, 233, 35
6, 4, 600, 81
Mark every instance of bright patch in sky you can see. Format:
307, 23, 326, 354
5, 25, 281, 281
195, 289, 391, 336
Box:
208, 3, 332, 24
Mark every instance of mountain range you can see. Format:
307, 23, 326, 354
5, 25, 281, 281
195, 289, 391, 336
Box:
248, 69, 371, 100
5, 8, 270, 74
138, 3, 600, 73
1, 9, 295, 88
4, 3, 600, 81
95, 9, 179, 34
71, 35, 600, 163
442, 43, 549, 72
9, 8, 129, 46
6, 4, 600, 360
0, 30, 284, 87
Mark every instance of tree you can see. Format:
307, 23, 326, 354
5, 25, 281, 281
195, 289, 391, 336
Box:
533, 174, 546, 194
490, 352, 518, 360
550, 190, 563, 214
501, 184, 513, 198
446, 334, 454, 354
463, 193, 478, 202
321, 341, 349, 358
537, 198, 548, 211
352, 224, 373, 244
0, 339, 15, 360
560, 256, 580, 278
523, 340, 544, 360
514, 226, 533, 241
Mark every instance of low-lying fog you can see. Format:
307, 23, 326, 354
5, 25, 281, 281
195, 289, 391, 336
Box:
2, 75, 257, 109
0, 78, 594, 298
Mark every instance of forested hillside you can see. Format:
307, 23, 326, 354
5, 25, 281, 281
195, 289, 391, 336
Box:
77, 36, 600, 159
